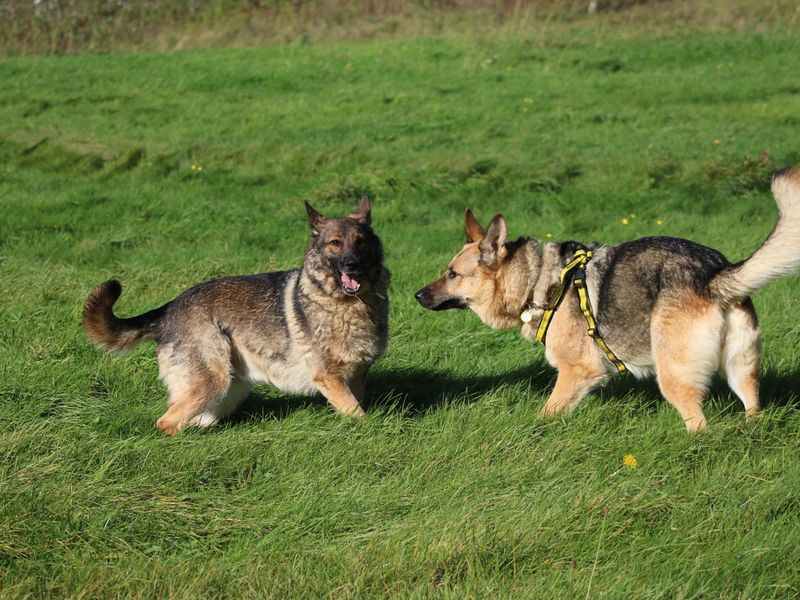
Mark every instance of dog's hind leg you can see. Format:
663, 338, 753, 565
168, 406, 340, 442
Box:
156, 372, 231, 435
190, 378, 251, 428
721, 300, 761, 419
652, 294, 724, 432
540, 364, 608, 417
155, 336, 233, 435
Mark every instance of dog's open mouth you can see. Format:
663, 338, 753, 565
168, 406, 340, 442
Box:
339, 271, 361, 296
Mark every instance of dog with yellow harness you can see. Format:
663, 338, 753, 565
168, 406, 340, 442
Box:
415, 167, 800, 431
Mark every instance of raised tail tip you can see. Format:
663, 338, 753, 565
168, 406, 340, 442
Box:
83, 279, 125, 351
84, 279, 122, 315
771, 165, 800, 196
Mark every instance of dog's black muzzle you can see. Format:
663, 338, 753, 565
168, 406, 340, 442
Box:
338, 254, 361, 275
415, 287, 467, 311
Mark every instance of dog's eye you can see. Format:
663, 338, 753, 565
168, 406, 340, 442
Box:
447, 269, 458, 279
328, 239, 343, 248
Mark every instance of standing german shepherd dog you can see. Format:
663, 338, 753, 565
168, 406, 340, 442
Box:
84, 197, 389, 435
416, 168, 800, 431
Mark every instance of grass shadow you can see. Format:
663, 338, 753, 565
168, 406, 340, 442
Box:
228, 362, 551, 424
227, 363, 799, 426
364, 363, 551, 413
758, 370, 800, 409
600, 367, 800, 416
229, 389, 328, 424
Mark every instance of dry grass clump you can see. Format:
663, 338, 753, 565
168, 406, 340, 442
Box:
1, 0, 798, 55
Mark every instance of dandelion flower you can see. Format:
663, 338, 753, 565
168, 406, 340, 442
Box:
621, 218, 629, 225
623, 454, 637, 468
629, 212, 637, 219
546, 232, 553, 239
713, 139, 721, 145
656, 219, 664, 225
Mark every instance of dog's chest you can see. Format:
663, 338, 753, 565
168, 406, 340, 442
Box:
311, 301, 388, 363
236, 297, 386, 393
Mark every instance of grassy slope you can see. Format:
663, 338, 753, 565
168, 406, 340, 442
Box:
1, 28, 800, 597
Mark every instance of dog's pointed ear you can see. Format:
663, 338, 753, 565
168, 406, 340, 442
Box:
305, 201, 327, 235
464, 208, 486, 243
349, 196, 371, 225
479, 213, 508, 268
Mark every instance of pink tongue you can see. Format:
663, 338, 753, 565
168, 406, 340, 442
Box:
341, 272, 359, 289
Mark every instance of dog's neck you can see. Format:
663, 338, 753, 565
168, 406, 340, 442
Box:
473, 238, 541, 330
475, 239, 575, 339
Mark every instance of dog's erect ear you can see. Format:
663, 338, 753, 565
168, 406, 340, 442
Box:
464, 208, 486, 243
349, 196, 371, 225
479, 213, 508, 268
305, 201, 327, 235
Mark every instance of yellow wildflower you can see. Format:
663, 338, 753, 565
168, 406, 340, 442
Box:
623, 454, 637, 468
656, 219, 664, 225
545, 232, 553, 239
621, 218, 629, 225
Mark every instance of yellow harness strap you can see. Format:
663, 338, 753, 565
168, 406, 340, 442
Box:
534, 249, 627, 374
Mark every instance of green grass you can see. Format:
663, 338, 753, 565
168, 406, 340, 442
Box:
2, 26, 800, 598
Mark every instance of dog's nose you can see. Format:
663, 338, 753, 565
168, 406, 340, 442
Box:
414, 290, 425, 304
341, 256, 360, 272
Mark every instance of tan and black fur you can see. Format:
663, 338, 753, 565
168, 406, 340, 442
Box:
84, 197, 389, 435
416, 168, 800, 431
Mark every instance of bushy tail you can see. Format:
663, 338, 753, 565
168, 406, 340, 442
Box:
83, 280, 165, 353
711, 167, 800, 303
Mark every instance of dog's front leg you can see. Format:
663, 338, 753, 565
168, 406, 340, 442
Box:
540, 365, 607, 417
313, 371, 367, 417
348, 366, 369, 405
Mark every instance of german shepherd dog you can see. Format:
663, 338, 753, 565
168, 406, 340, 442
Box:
84, 197, 389, 435
416, 168, 800, 431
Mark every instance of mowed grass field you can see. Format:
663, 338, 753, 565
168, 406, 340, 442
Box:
2, 26, 800, 597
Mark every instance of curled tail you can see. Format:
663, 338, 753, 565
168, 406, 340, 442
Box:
83, 280, 166, 353
711, 167, 800, 303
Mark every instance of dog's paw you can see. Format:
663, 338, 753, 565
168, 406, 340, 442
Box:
156, 416, 181, 436
347, 406, 367, 418
538, 405, 563, 418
